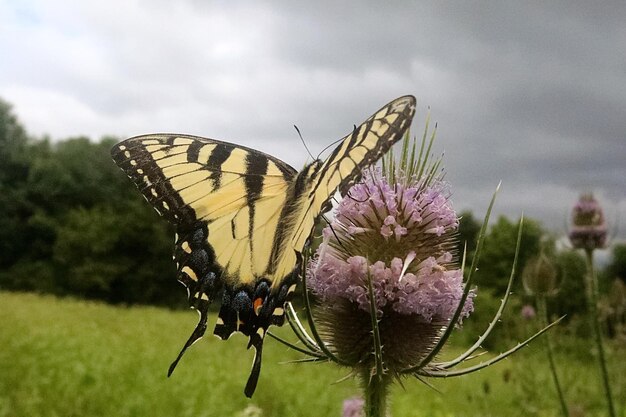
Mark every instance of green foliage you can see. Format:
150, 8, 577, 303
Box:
52, 202, 180, 305
0, 100, 181, 306
548, 250, 587, 321
0, 98, 30, 185
453, 288, 524, 351
477, 216, 543, 293
606, 243, 626, 282
26, 137, 128, 211
457, 209, 481, 260
0, 99, 32, 271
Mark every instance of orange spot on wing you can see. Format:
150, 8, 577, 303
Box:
253, 297, 264, 315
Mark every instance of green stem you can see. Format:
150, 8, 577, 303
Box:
362, 371, 390, 417
583, 249, 616, 417
536, 296, 569, 417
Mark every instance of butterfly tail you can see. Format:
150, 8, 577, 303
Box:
167, 308, 209, 377
244, 331, 265, 398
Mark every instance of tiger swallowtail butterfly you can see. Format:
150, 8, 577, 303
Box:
111, 95, 416, 396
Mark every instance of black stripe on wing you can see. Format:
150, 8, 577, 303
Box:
287, 95, 416, 251
111, 134, 298, 227
111, 137, 197, 226
313, 95, 416, 196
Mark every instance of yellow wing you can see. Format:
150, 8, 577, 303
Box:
111, 134, 297, 286
271, 95, 416, 281
110, 95, 416, 398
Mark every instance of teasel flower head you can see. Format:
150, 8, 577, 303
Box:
522, 250, 560, 297
307, 165, 474, 373
568, 193, 608, 251
273, 123, 562, 417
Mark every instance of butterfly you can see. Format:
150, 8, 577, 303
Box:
111, 95, 415, 397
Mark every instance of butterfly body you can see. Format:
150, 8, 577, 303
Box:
111, 95, 416, 396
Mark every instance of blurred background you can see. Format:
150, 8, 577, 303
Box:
1, 1, 625, 416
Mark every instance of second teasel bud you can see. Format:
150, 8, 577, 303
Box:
569, 193, 608, 251
522, 251, 559, 297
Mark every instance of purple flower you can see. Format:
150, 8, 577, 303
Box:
284, 129, 551, 417
568, 193, 607, 250
308, 168, 473, 324
521, 304, 536, 320
306, 167, 475, 372
342, 397, 364, 417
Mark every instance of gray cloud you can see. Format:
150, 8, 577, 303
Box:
0, 0, 624, 236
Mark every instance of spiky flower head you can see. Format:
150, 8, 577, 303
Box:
285, 123, 560, 417
307, 151, 474, 375
522, 251, 559, 297
569, 193, 607, 251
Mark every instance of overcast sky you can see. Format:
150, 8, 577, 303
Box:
1, 1, 625, 239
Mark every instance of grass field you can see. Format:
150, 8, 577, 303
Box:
0, 291, 624, 417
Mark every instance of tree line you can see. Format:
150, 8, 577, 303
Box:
1, 97, 624, 318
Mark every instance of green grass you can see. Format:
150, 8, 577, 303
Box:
0, 292, 623, 417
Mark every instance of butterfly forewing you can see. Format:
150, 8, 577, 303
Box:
112, 134, 297, 283
276, 95, 416, 278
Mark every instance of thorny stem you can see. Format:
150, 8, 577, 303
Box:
536, 296, 569, 417
361, 269, 387, 417
583, 249, 616, 417
362, 371, 390, 417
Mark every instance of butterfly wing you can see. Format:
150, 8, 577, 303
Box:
112, 133, 297, 278
111, 95, 416, 397
272, 95, 416, 282
111, 134, 297, 394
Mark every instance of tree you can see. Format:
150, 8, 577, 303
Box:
52, 201, 181, 306
0, 98, 30, 184
456, 210, 481, 261
606, 243, 626, 283
0, 99, 33, 274
548, 250, 587, 318
476, 216, 543, 293
0, 99, 184, 306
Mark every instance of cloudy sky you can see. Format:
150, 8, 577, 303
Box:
1, 1, 625, 238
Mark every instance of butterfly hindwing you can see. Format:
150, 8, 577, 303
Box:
111, 96, 416, 397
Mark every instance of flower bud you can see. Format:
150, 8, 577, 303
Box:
522, 252, 559, 297
521, 304, 536, 320
342, 397, 364, 417
568, 193, 607, 250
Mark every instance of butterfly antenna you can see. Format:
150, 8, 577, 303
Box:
294, 125, 315, 161
316, 124, 357, 160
